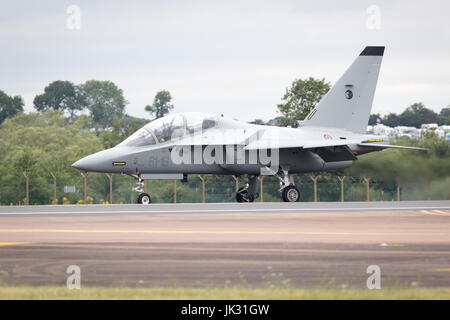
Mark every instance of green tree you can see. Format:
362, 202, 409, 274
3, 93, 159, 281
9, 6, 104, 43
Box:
12, 149, 38, 205
102, 115, 149, 148
398, 102, 439, 128
120, 115, 149, 139
277, 77, 330, 127
346, 132, 450, 200
440, 106, 450, 125
145, 90, 174, 119
0, 111, 104, 204
79, 80, 128, 128
0, 90, 24, 124
382, 112, 401, 127
368, 113, 381, 125
33, 81, 83, 122
101, 117, 122, 148
13, 149, 38, 176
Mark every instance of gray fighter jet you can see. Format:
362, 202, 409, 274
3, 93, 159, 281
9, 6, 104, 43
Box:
72, 46, 425, 203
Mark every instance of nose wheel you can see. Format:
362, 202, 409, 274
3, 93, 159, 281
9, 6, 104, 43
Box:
138, 193, 151, 204
133, 177, 152, 204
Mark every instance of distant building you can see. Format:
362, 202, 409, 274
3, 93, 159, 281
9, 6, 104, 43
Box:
421, 123, 438, 130
367, 123, 449, 140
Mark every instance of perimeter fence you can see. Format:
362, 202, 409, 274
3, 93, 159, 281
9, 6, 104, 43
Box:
3, 173, 446, 205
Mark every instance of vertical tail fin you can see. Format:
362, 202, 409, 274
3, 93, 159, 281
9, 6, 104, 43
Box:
302, 46, 384, 133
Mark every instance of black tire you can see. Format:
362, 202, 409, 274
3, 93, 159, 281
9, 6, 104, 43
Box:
137, 193, 151, 204
282, 185, 300, 202
236, 187, 254, 203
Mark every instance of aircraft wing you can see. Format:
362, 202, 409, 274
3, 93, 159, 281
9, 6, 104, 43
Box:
357, 143, 427, 150
243, 139, 362, 150
171, 128, 427, 152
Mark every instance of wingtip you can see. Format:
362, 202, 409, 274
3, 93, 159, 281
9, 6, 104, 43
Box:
360, 46, 385, 56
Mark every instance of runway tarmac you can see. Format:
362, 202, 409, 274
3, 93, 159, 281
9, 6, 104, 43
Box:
0, 200, 449, 216
0, 201, 449, 288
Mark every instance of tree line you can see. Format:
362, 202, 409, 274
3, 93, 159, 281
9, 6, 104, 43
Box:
368, 103, 449, 127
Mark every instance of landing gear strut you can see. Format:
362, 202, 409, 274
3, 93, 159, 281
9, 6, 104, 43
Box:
273, 169, 301, 202
134, 177, 152, 204
235, 175, 258, 203
236, 187, 254, 202
279, 170, 300, 202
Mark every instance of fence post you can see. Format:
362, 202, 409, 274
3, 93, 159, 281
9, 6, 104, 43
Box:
337, 176, 346, 202
106, 174, 113, 204
130, 185, 134, 204
80, 172, 87, 204
396, 178, 400, 201
199, 175, 207, 203
309, 176, 319, 202
23, 172, 29, 205
84, 173, 87, 204
363, 177, 371, 201
235, 176, 239, 192
259, 176, 264, 202
173, 180, 177, 203
50, 172, 57, 204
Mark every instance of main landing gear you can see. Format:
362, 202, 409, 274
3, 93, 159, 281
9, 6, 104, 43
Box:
278, 170, 300, 202
235, 170, 300, 203
236, 176, 258, 202
282, 185, 300, 202
134, 178, 152, 204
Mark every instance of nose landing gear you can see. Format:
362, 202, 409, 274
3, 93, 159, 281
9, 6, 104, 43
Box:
134, 178, 152, 204
138, 193, 151, 204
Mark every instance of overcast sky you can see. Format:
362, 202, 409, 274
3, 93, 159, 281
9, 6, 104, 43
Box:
1, 0, 449, 121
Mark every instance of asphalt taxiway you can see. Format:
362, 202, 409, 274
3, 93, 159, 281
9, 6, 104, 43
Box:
0, 201, 449, 288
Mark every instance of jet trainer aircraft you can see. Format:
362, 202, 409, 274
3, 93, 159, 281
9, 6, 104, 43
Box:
72, 46, 425, 204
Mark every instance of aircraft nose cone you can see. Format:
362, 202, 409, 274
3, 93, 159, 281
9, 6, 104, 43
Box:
71, 159, 82, 169
71, 155, 97, 171
72, 148, 123, 172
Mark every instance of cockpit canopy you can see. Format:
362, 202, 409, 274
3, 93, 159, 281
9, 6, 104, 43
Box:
120, 112, 218, 147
